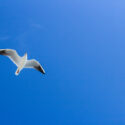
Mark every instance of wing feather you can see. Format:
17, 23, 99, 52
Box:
25, 59, 45, 74
0, 49, 21, 66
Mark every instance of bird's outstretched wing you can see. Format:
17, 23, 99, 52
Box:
0, 49, 21, 66
24, 59, 45, 74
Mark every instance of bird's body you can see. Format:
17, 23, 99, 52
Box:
15, 53, 28, 75
0, 49, 45, 76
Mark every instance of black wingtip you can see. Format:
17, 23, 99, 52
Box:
35, 66, 45, 74
0, 50, 7, 55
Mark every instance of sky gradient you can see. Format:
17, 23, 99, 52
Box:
0, 0, 125, 125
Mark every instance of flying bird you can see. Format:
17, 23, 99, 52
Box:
0, 49, 45, 76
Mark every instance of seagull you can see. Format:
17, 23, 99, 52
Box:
0, 49, 45, 76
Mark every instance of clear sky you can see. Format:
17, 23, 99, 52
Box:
0, 0, 125, 125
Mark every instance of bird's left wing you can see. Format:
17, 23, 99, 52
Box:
0, 49, 21, 66
24, 59, 45, 74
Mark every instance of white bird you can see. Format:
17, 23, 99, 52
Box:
0, 49, 45, 76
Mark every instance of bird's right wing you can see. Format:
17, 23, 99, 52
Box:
0, 49, 21, 66
24, 59, 45, 74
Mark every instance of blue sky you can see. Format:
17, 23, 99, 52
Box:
0, 0, 125, 125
